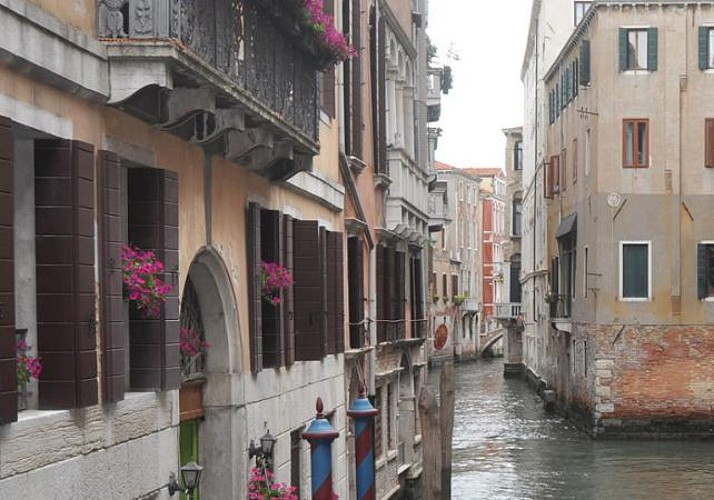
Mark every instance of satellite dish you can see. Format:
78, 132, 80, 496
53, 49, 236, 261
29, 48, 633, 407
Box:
606, 192, 622, 208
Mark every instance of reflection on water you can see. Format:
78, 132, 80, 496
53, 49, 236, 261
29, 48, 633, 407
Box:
443, 359, 714, 500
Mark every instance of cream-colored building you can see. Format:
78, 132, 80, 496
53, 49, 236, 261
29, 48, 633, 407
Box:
0, 1, 351, 498
542, 1, 714, 437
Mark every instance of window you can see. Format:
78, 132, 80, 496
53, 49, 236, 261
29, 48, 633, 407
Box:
560, 149, 567, 190
620, 28, 657, 72
623, 119, 649, 168
583, 246, 589, 299
442, 273, 447, 298
697, 243, 714, 299
573, 138, 578, 184
619, 242, 651, 300
706, 119, 714, 168
514, 141, 523, 170
574, 1, 592, 26
585, 128, 591, 177
698, 27, 714, 70
512, 198, 522, 237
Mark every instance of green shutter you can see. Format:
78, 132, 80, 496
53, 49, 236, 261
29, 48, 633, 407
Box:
697, 243, 707, 300
619, 28, 628, 72
573, 60, 579, 96
699, 26, 710, 71
647, 28, 658, 71
580, 41, 591, 84
622, 244, 649, 299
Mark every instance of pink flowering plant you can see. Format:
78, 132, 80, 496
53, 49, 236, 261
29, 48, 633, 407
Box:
16, 340, 42, 385
248, 467, 297, 500
179, 327, 210, 375
260, 261, 294, 306
302, 0, 357, 66
121, 244, 173, 319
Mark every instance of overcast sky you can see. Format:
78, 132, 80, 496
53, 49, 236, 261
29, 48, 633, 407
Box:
428, 0, 533, 169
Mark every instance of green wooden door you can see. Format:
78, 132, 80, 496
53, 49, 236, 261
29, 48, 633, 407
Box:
180, 420, 200, 500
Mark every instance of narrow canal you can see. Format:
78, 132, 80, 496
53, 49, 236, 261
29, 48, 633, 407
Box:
446, 359, 714, 500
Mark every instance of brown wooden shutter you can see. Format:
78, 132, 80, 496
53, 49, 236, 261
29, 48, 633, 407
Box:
347, 236, 364, 349
35, 139, 97, 410
247, 202, 262, 373
325, 231, 344, 355
333, 232, 345, 353
294, 220, 323, 361
260, 209, 283, 368
376, 245, 386, 343
127, 168, 179, 391
351, 0, 364, 158
451, 274, 459, 298
320, 227, 332, 355
283, 214, 295, 366
99, 151, 126, 403
0, 117, 16, 424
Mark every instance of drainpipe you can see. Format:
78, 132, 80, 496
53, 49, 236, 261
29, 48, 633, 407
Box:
369, 244, 377, 396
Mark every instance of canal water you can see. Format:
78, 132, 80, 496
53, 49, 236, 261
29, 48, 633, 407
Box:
444, 359, 714, 500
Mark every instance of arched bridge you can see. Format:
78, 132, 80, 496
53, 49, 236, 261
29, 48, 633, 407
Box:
479, 328, 505, 356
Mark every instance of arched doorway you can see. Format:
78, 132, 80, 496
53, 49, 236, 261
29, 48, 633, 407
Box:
178, 248, 245, 499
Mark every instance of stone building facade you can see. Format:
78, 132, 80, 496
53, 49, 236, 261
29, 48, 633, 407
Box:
541, 1, 714, 437
0, 0, 361, 498
428, 162, 481, 364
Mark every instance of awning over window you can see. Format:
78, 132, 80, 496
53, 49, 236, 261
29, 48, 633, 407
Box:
555, 213, 577, 239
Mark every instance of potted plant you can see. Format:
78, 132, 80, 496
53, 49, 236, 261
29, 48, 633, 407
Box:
179, 328, 210, 378
121, 244, 174, 318
453, 294, 467, 307
16, 338, 42, 410
260, 261, 294, 306
248, 467, 298, 500
431, 294, 440, 304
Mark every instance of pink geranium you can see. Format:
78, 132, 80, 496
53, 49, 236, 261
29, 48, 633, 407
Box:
302, 0, 357, 65
248, 467, 298, 500
121, 244, 173, 318
16, 340, 42, 385
260, 261, 294, 306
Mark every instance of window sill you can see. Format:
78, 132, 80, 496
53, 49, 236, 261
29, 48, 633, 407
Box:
618, 297, 651, 302
17, 408, 67, 423
621, 69, 654, 76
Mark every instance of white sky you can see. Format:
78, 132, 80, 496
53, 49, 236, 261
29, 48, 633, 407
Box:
428, 0, 533, 168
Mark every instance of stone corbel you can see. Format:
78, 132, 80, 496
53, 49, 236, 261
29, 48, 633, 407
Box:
160, 87, 216, 128
247, 140, 293, 172
193, 109, 245, 146
224, 128, 274, 162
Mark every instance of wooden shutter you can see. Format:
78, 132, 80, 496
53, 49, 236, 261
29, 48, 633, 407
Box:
347, 236, 364, 349
283, 215, 295, 366
544, 160, 553, 199
127, 168, 179, 391
260, 209, 283, 368
376, 245, 386, 343
294, 220, 323, 361
326, 231, 345, 354
619, 28, 628, 72
351, 0, 363, 157
699, 27, 710, 71
321, 0, 336, 118
580, 40, 591, 85
395, 251, 405, 321
697, 244, 707, 300
320, 227, 332, 355
369, 6, 380, 170
0, 117, 16, 424
35, 139, 97, 410
247, 202, 262, 373
99, 151, 126, 403
451, 274, 459, 298
412, 256, 424, 338
647, 28, 658, 71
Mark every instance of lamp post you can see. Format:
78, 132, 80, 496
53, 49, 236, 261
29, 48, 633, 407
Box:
249, 429, 277, 471
168, 461, 204, 498
347, 385, 379, 500
302, 397, 339, 500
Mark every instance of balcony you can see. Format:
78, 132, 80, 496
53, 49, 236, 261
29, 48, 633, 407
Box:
548, 294, 572, 333
462, 298, 479, 313
494, 302, 522, 319
97, 0, 321, 180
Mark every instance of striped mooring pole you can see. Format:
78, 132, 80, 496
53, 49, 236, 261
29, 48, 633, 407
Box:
347, 385, 379, 500
303, 397, 340, 500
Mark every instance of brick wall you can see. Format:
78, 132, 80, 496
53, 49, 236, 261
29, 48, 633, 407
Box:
568, 323, 714, 437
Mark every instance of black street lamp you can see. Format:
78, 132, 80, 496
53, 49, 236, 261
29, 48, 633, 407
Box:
249, 430, 277, 470
168, 461, 204, 498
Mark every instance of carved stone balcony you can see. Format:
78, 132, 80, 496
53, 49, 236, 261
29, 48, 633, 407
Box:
97, 0, 320, 180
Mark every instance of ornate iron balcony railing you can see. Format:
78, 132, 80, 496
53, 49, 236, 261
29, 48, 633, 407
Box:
97, 0, 318, 143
